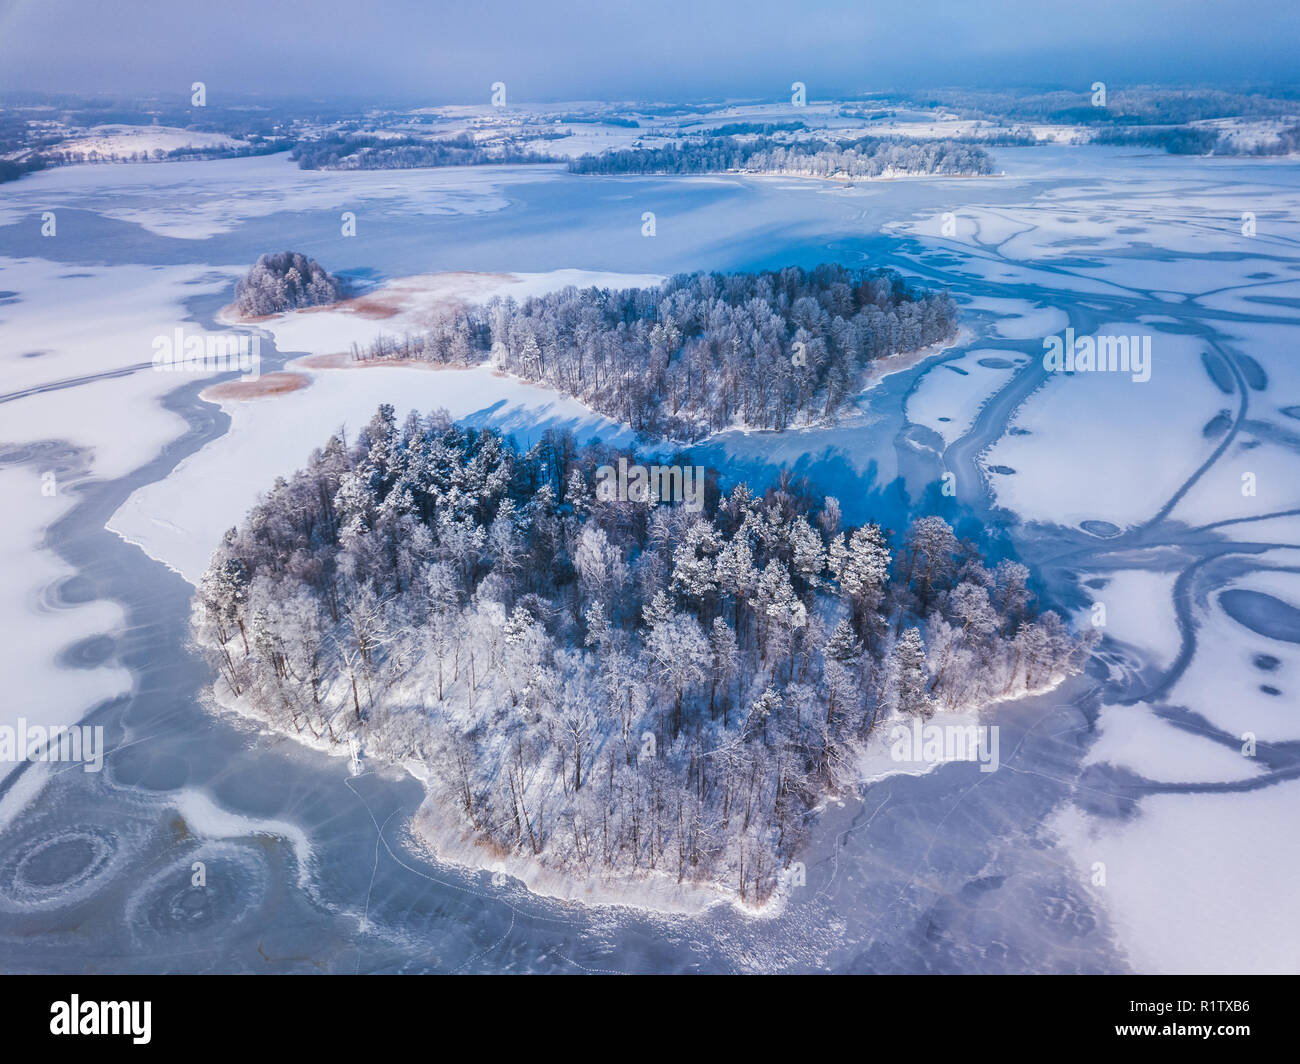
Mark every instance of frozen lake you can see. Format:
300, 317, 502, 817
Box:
1, 146, 1298, 972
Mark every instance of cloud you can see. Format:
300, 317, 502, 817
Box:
0, 0, 1296, 99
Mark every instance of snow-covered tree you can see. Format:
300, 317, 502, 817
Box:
889, 627, 934, 719
191, 414, 1090, 906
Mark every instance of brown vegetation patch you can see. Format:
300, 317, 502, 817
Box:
201, 371, 311, 401
336, 296, 403, 319
220, 272, 521, 328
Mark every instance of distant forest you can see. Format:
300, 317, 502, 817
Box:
193, 414, 1091, 903
1092, 122, 1300, 156
887, 86, 1300, 125
292, 133, 560, 170
871, 86, 1300, 156
569, 133, 994, 178
351, 265, 959, 439
0, 156, 46, 183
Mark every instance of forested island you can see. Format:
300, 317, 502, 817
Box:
352, 265, 959, 438
568, 134, 994, 178
233, 251, 348, 317
192, 411, 1092, 906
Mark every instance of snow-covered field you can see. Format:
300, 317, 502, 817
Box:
29, 124, 245, 161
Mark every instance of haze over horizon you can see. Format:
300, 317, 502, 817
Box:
1, 0, 1297, 103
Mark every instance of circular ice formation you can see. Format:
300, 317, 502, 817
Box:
0, 824, 126, 911
1080, 520, 1121, 538
125, 841, 269, 942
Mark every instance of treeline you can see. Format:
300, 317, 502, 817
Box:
568, 134, 994, 178
0, 156, 47, 184
1263, 124, 1300, 155
1093, 122, 1300, 156
963, 129, 1041, 147
709, 121, 808, 135
556, 114, 641, 127
160, 137, 293, 161
892, 87, 1300, 125
0, 114, 51, 182
1092, 125, 1224, 154
233, 251, 347, 317
352, 264, 959, 439
837, 107, 897, 121
192, 411, 1091, 904
291, 133, 560, 170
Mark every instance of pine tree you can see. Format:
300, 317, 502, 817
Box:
709, 616, 739, 724
891, 627, 934, 719
831, 522, 890, 643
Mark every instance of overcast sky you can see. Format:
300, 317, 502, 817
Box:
1, 0, 1295, 102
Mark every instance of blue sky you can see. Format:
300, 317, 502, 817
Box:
0, 0, 1296, 100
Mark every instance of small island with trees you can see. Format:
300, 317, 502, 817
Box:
232, 251, 348, 318
351, 264, 960, 439
568, 133, 995, 180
